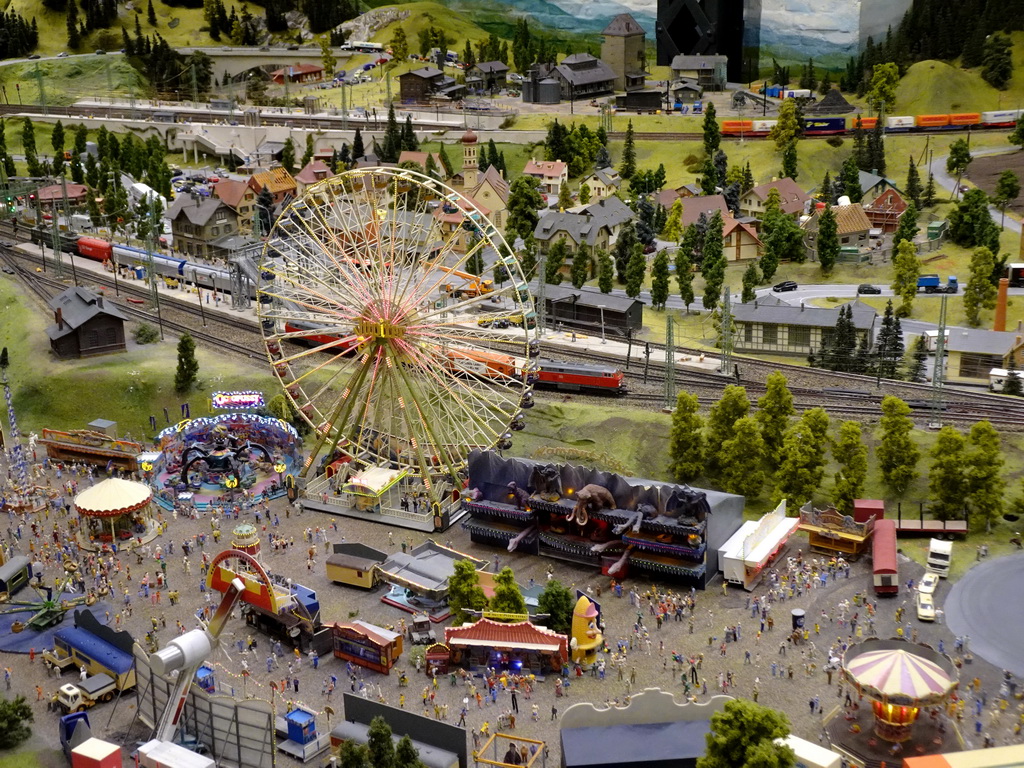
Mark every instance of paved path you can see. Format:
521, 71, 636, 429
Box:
945, 551, 1024, 676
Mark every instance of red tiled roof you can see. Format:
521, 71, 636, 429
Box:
270, 63, 323, 76
444, 618, 567, 659
212, 179, 252, 209
294, 160, 333, 185
523, 159, 567, 178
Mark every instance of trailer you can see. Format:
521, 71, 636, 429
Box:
917, 274, 958, 294
1005, 263, 1024, 288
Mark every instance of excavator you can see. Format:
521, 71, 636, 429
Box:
435, 264, 494, 299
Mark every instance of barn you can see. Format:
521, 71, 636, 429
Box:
532, 283, 644, 337
46, 287, 127, 359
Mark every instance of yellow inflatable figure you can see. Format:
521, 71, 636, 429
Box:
570, 595, 602, 667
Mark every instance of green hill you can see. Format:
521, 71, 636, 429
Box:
884, 31, 1024, 114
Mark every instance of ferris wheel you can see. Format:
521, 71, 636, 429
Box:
256, 166, 536, 499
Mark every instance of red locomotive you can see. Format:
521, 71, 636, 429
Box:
533, 360, 627, 395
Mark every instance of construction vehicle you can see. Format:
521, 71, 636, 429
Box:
57, 674, 120, 713
436, 265, 494, 299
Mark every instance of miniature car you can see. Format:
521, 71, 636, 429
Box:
57, 52, 69, 58
918, 572, 939, 595
857, 284, 881, 294
916, 593, 935, 621
773, 280, 798, 292
410, 614, 436, 645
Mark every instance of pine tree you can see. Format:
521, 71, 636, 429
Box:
905, 157, 922, 207
619, 119, 636, 180
741, 261, 760, 303
701, 212, 726, 310
878, 395, 919, 494
650, 250, 670, 309
661, 198, 683, 241
669, 391, 705, 483
892, 201, 919, 250
280, 137, 296, 174
840, 156, 862, 202
613, 220, 637, 283
597, 248, 614, 293
556, 182, 573, 211
741, 162, 754, 194
624, 243, 646, 298
174, 332, 199, 393
875, 300, 905, 379
352, 127, 364, 160
906, 335, 928, 383
401, 115, 419, 152
756, 371, 795, 469
702, 101, 720, 156
923, 172, 936, 207
816, 204, 839, 274
832, 421, 868, 514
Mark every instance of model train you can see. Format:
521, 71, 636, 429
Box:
24, 228, 259, 299
721, 109, 1024, 137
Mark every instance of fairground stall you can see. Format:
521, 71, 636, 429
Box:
39, 427, 143, 472
461, 450, 744, 589
330, 620, 403, 674
74, 478, 155, 549
799, 501, 878, 560
719, 501, 800, 590
444, 617, 568, 675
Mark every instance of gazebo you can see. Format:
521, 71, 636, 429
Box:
74, 478, 153, 547
842, 638, 959, 742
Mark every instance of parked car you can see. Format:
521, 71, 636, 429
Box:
508, 72, 524, 83
916, 593, 935, 621
773, 280, 798, 292
287, 44, 300, 51
857, 284, 881, 294
918, 572, 939, 595
27, 54, 40, 59
94, 49, 106, 55
57, 52, 69, 58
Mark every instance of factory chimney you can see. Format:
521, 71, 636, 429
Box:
994, 277, 1009, 332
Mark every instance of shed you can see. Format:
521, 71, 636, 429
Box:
326, 542, 387, 589
330, 620, 403, 674
531, 282, 643, 336
46, 287, 127, 359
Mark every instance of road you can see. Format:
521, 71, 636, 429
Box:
933, 147, 1022, 234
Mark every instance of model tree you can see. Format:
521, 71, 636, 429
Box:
772, 409, 830, 507
649, 250, 670, 309
756, 371, 795, 469
965, 421, 1005, 532
993, 170, 1020, 229
816, 204, 838, 274
718, 416, 765, 498
661, 199, 684, 242
1005, 356, 1023, 396
367, 717, 396, 768
280, 137, 296, 174
832, 421, 868, 514
669, 391, 705, 483
339, 740, 371, 768
963, 246, 998, 326
490, 567, 527, 614
946, 138, 973, 199
448, 559, 487, 625
892, 202, 919, 250
619, 119, 636, 180
741, 262, 760, 303
702, 101, 720, 156
0, 695, 33, 749
705, 385, 750, 482
545, 237, 567, 285
674, 247, 695, 313
506, 176, 545, 246
624, 242, 646, 299
174, 332, 199, 394
613, 221, 638, 283
905, 158, 923, 207
929, 426, 967, 521
948, 189, 1000, 251
906, 335, 928, 383
597, 249, 614, 293
878, 395, 919, 494
696, 699, 795, 768
570, 247, 590, 289
890, 240, 920, 318
537, 579, 574, 634
875, 300, 905, 379
396, 735, 427, 768
701, 211, 726, 310
768, 100, 801, 151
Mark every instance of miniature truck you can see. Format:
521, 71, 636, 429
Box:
926, 539, 953, 578
410, 614, 437, 645
917, 274, 958, 293
58, 674, 119, 713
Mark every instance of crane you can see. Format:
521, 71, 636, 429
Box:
149, 576, 245, 744
433, 264, 494, 298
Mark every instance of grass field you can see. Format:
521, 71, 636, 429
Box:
0, 57, 145, 107
0, 752, 45, 768
0, 275, 279, 439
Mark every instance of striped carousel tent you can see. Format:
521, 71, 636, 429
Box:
74, 478, 153, 544
844, 644, 958, 707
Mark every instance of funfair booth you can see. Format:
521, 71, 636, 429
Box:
74, 478, 154, 547
718, 501, 800, 590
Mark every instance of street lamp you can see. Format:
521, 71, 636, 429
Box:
598, 305, 606, 344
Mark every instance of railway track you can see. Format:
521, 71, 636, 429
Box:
7, 240, 1024, 427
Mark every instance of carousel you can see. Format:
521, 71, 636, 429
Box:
841, 638, 959, 743
74, 478, 155, 550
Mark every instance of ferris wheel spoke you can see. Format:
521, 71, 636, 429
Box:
259, 167, 533, 500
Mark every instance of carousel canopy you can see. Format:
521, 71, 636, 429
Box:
74, 478, 153, 518
845, 646, 957, 704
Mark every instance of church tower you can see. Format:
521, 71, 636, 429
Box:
461, 129, 479, 189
